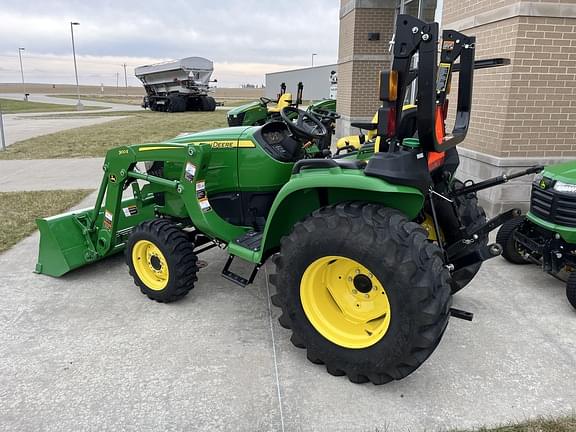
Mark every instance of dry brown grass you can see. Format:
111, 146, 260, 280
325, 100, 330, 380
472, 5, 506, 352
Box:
0, 110, 227, 159
453, 416, 576, 432
0, 190, 93, 252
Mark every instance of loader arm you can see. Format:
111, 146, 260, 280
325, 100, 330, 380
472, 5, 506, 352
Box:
36, 142, 253, 277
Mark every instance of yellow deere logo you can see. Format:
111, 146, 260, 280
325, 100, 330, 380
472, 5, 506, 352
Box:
539, 179, 546, 189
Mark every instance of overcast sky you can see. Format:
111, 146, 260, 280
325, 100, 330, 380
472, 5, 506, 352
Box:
0, 0, 339, 87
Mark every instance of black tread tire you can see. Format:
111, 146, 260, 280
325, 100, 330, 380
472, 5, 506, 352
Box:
448, 180, 488, 294
496, 217, 530, 265
206, 96, 217, 111
270, 202, 452, 385
566, 272, 576, 310
200, 96, 216, 112
168, 95, 186, 113
126, 219, 198, 303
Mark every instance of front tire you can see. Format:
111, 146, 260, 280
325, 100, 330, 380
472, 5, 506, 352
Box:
496, 217, 530, 265
126, 219, 198, 302
270, 203, 452, 385
566, 272, 576, 310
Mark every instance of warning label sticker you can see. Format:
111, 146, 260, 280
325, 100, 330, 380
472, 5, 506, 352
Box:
442, 40, 455, 51
104, 210, 113, 230
185, 162, 196, 182
196, 180, 206, 199
122, 205, 138, 217
199, 198, 211, 212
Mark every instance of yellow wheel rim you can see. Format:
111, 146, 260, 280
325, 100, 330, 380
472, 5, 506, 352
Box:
132, 240, 169, 291
300, 256, 391, 349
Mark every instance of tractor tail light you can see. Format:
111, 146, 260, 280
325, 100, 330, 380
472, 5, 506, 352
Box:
387, 107, 397, 137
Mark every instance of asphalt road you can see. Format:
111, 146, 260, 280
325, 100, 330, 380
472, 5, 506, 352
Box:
0, 194, 575, 431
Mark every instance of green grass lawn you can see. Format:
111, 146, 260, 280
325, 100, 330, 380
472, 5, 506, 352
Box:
0, 110, 227, 160
0, 190, 93, 252
0, 98, 100, 114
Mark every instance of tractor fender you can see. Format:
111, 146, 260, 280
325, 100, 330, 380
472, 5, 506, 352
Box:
258, 167, 424, 261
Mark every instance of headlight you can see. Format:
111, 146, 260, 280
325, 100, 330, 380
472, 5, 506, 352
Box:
553, 181, 576, 193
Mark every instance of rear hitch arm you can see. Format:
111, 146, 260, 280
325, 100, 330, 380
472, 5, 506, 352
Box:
445, 208, 520, 262
469, 208, 522, 239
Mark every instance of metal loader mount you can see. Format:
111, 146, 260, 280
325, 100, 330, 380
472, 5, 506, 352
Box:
36, 15, 543, 386
135, 57, 217, 112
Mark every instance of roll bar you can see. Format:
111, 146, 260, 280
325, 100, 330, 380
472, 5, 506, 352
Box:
377, 15, 486, 153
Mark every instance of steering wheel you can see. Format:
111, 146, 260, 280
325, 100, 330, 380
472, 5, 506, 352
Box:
280, 107, 328, 140
309, 107, 341, 121
259, 97, 273, 106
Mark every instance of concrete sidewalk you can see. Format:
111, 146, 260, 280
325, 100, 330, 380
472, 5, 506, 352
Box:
0, 193, 574, 431
0, 158, 103, 191
0, 93, 142, 112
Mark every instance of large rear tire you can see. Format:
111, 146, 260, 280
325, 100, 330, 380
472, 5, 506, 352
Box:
168, 95, 186, 113
270, 202, 452, 385
496, 217, 530, 265
200, 96, 216, 111
126, 219, 198, 303
448, 180, 488, 294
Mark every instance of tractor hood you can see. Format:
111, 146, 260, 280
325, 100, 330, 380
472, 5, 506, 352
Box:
227, 101, 261, 117
542, 161, 576, 184
168, 126, 252, 143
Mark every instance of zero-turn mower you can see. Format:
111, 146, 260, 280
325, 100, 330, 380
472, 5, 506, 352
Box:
36, 15, 541, 385
497, 163, 576, 309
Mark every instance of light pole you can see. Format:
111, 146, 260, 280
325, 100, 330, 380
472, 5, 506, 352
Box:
18, 48, 27, 101
70, 21, 83, 110
122, 63, 128, 96
311, 53, 317, 67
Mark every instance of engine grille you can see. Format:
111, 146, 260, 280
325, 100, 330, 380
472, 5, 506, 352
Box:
530, 183, 576, 227
227, 112, 246, 127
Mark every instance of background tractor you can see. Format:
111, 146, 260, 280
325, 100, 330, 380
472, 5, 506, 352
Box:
227, 81, 337, 127
36, 16, 539, 385
497, 162, 576, 309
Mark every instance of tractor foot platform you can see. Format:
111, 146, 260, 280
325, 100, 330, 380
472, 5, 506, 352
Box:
234, 230, 262, 251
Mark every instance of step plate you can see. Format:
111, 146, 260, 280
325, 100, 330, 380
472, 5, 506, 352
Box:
235, 231, 263, 252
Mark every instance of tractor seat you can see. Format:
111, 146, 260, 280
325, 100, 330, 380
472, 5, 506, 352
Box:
268, 93, 293, 113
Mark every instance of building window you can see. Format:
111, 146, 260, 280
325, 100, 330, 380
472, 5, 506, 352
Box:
397, 0, 441, 26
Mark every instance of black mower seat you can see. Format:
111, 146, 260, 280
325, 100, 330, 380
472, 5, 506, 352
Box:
292, 158, 367, 174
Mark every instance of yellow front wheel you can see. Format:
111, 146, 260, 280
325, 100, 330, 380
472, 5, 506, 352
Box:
132, 240, 170, 291
126, 219, 198, 303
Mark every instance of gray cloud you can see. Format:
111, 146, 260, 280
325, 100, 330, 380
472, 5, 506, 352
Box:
0, 0, 339, 85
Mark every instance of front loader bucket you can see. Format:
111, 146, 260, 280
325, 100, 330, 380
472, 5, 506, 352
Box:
35, 197, 156, 277
35, 207, 99, 277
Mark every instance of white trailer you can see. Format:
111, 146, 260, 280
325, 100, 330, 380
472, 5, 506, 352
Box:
135, 57, 216, 112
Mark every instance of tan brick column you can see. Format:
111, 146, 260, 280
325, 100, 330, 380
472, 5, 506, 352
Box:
443, 0, 576, 215
336, 0, 397, 138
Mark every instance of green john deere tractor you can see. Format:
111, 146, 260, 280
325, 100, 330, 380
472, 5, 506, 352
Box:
36, 16, 540, 384
497, 162, 576, 309
227, 81, 337, 127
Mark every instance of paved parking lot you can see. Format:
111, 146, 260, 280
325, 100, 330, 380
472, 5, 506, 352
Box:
0, 194, 575, 431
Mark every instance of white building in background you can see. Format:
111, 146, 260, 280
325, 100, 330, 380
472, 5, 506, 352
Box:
265, 64, 337, 101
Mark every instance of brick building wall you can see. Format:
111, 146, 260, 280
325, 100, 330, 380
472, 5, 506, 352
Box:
336, 0, 396, 137
443, 0, 576, 214
337, 0, 576, 215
